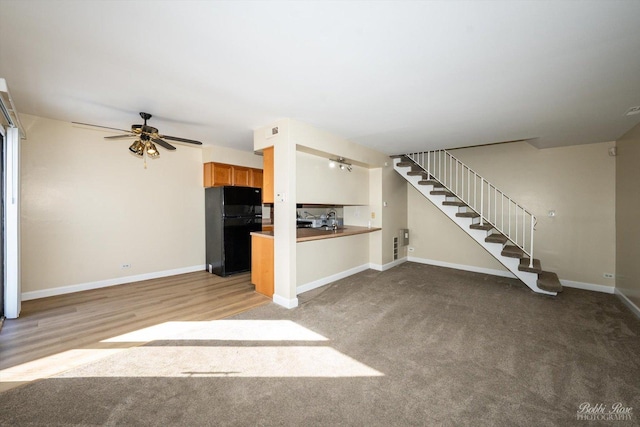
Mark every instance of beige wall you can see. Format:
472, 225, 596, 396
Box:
20, 114, 205, 295
408, 140, 616, 287
380, 161, 409, 265
297, 234, 370, 287
408, 186, 506, 271
202, 145, 263, 169
296, 151, 369, 205
616, 123, 640, 307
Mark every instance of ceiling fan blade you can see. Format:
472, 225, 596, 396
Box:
72, 122, 132, 133
161, 135, 203, 145
151, 137, 176, 151
104, 134, 135, 139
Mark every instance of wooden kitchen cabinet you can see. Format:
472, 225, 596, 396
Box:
204, 162, 233, 187
203, 162, 263, 188
262, 146, 274, 203
233, 166, 251, 187
251, 234, 274, 297
250, 168, 263, 189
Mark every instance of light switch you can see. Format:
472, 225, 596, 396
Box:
276, 193, 286, 202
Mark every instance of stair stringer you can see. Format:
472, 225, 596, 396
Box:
394, 158, 556, 296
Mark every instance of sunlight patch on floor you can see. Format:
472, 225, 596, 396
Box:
56, 346, 384, 378
102, 320, 329, 343
0, 348, 126, 390
1, 319, 380, 388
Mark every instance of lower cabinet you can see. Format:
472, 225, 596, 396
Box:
251, 235, 274, 297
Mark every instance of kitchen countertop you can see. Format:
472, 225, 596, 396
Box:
251, 225, 381, 242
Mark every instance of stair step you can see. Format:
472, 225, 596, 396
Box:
407, 170, 428, 177
418, 179, 440, 186
485, 233, 508, 244
470, 222, 494, 231
443, 200, 466, 206
396, 161, 414, 167
430, 190, 454, 196
519, 258, 543, 273
501, 245, 525, 258
537, 271, 563, 293
456, 211, 480, 218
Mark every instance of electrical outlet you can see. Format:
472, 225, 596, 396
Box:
371, 212, 376, 219
603, 273, 614, 279
121, 263, 131, 269
408, 247, 415, 252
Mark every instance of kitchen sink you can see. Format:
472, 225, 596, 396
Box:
314, 225, 344, 231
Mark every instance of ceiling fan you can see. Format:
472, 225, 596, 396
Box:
73, 112, 203, 160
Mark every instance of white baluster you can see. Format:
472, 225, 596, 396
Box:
529, 216, 535, 268
521, 207, 525, 250
508, 199, 511, 240
515, 205, 518, 245
501, 193, 504, 231
480, 180, 484, 225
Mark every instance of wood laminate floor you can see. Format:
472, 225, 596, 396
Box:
0, 271, 270, 391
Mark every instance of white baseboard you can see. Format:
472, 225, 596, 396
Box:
407, 257, 616, 295
615, 289, 640, 319
560, 279, 615, 294
407, 256, 516, 279
21, 265, 206, 301
369, 257, 408, 272
297, 264, 371, 295
272, 294, 299, 309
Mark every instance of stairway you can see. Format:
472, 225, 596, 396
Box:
394, 153, 562, 296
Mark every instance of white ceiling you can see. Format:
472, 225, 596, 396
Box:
1, 1, 639, 154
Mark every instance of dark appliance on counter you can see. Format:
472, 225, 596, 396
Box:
205, 186, 262, 276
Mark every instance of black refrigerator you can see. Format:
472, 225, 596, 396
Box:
205, 186, 262, 276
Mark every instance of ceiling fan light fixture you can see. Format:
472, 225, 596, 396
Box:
146, 141, 158, 155
74, 112, 203, 166
129, 140, 144, 157
146, 142, 160, 158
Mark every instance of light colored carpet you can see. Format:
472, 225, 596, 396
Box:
1, 262, 638, 426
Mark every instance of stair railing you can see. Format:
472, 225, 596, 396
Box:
406, 150, 536, 268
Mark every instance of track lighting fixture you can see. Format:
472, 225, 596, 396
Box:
329, 157, 352, 172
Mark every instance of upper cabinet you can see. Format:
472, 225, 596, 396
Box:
250, 168, 263, 189
203, 162, 263, 188
262, 147, 274, 203
204, 162, 233, 187
232, 166, 251, 187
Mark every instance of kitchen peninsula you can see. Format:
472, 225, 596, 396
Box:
252, 225, 381, 242
250, 225, 381, 297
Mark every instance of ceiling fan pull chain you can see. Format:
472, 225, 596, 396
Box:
144, 151, 147, 169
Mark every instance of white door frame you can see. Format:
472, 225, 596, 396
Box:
3, 125, 20, 318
